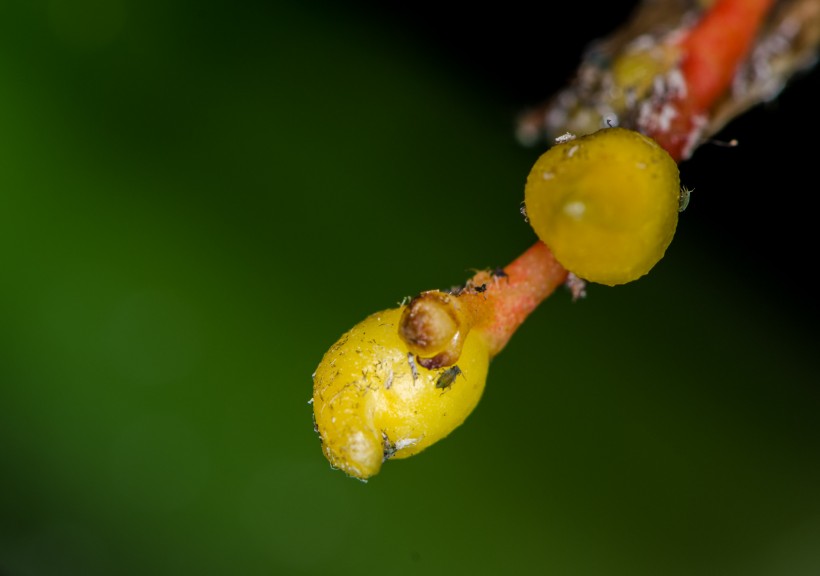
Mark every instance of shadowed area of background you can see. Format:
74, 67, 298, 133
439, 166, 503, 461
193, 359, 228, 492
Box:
1, 1, 818, 575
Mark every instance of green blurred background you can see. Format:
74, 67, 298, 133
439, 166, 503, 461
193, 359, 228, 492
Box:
1, 1, 819, 575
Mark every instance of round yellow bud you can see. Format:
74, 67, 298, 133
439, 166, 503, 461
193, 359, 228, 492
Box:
524, 127, 680, 286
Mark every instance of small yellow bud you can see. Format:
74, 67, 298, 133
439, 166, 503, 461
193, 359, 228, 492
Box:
523, 127, 680, 286
610, 44, 680, 110
312, 307, 490, 481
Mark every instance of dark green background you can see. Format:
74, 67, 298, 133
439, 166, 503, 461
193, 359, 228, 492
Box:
1, 1, 818, 575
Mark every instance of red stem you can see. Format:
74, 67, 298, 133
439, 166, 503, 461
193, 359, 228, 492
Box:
648, 0, 775, 160
678, 0, 774, 112
476, 241, 568, 357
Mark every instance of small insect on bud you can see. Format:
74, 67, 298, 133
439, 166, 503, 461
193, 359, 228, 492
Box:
435, 365, 463, 391
679, 185, 693, 212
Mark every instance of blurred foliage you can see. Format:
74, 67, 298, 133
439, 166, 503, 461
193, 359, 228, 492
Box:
0, 1, 818, 575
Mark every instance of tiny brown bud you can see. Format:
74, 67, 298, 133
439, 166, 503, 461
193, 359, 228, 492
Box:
397, 289, 476, 369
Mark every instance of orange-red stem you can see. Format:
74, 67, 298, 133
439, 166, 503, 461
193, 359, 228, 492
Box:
649, 0, 774, 160
469, 241, 568, 357
678, 0, 774, 112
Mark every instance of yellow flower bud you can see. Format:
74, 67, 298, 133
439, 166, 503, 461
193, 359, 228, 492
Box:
312, 307, 490, 481
523, 127, 680, 286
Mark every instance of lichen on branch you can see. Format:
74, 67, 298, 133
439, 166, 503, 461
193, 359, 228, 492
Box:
516, 0, 819, 161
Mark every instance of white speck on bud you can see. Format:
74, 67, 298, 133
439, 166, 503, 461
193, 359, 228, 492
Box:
394, 437, 421, 451
563, 200, 586, 220
520, 202, 529, 223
